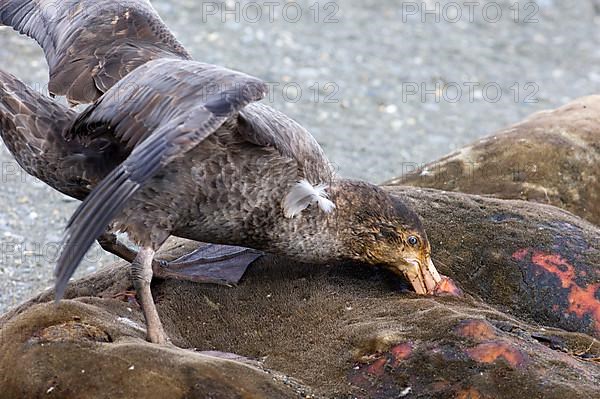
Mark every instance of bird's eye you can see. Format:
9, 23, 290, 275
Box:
407, 235, 419, 247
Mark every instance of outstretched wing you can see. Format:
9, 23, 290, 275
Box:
0, 0, 191, 104
55, 58, 267, 299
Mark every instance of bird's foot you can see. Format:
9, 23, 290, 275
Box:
146, 323, 169, 345
152, 243, 262, 286
111, 291, 167, 343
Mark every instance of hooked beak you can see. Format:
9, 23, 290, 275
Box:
398, 256, 442, 294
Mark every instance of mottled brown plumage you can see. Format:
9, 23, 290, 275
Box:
0, 69, 122, 200
0, 0, 443, 344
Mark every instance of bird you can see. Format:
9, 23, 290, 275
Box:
0, 0, 443, 344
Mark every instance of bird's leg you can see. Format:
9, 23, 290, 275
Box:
97, 232, 137, 263
131, 247, 168, 344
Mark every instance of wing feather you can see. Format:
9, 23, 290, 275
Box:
238, 103, 334, 183
0, 0, 191, 104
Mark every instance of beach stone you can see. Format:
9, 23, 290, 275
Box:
386, 96, 600, 225
2, 193, 599, 398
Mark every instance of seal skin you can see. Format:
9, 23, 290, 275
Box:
2, 217, 599, 398
2, 96, 600, 398
387, 96, 600, 226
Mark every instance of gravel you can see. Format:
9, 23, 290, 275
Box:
0, 0, 599, 313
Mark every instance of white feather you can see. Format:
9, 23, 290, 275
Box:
283, 180, 336, 218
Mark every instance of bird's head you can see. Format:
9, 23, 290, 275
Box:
332, 181, 442, 294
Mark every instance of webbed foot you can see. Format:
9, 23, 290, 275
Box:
152, 243, 262, 286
